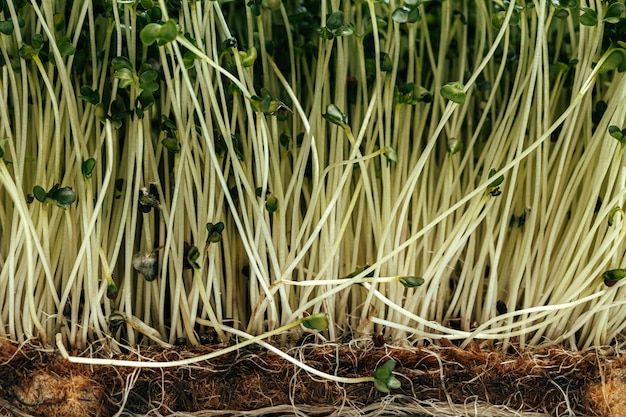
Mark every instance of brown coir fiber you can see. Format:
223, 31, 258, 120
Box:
1, 337, 625, 417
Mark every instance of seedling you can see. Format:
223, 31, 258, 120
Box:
603, 269, 626, 287
373, 360, 401, 393
206, 222, 225, 244
32, 184, 77, 209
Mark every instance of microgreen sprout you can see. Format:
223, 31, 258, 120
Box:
322, 104, 348, 129
82, 159, 96, 179
603, 269, 626, 287
140, 19, 178, 46
440, 81, 467, 104
609, 125, 626, 145
579, 7, 598, 26
317, 11, 353, 40
185, 245, 201, 270
301, 313, 329, 331
32, 184, 77, 209
373, 360, 401, 393
206, 222, 225, 243
603, 2, 625, 24
398, 276, 425, 288
4, 0, 626, 391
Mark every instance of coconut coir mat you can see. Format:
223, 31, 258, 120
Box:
0, 337, 624, 416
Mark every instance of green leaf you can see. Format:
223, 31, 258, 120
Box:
57, 37, 76, 57
33, 185, 47, 202
114, 67, 135, 89
392, 7, 410, 23
387, 377, 401, 389
0, 20, 14, 35
399, 276, 425, 288
488, 168, 504, 188
161, 136, 179, 153
599, 48, 626, 73
161, 115, 177, 132
187, 246, 201, 270
491, 11, 507, 29
266, 194, 279, 213
322, 104, 348, 127
140, 23, 163, 46
138, 69, 158, 86
158, 19, 178, 44
604, 2, 625, 23
440, 81, 466, 104
407, 6, 420, 22
111, 56, 133, 70
239, 46, 257, 67
301, 313, 329, 330
183, 51, 197, 69
82, 158, 96, 179
579, 7, 597, 26
18, 33, 44, 60
609, 125, 626, 144
326, 11, 344, 30
50, 186, 77, 208
374, 360, 394, 379
206, 221, 224, 243
374, 380, 390, 393
79, 85, 99, 104
493, 9, 520, 28
373, 359, 401, 393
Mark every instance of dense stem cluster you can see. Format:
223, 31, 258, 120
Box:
0, 0, 625, 358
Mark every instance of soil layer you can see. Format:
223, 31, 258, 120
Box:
0, 337, 624, 416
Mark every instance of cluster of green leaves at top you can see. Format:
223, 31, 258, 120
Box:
9, 13, 75, 68
391, 0, 431, 24
317, 10, 353, 40
579, 1, 626, 73
111, 56, 160, 119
